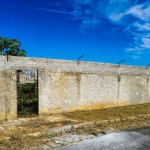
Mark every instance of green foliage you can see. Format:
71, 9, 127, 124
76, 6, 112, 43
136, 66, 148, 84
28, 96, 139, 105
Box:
0, 36, 26, 56
18, 83, 38, 116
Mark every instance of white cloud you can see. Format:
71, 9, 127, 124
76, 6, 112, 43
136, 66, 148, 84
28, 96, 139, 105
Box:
121, 2, 150, 57
36, 8, 74, 15
70, 0, 144, 27
126, 47, 143, 52
141, 38, 150, 49
126, 5, 145, 20
132, 55, 141, 59
133, 23, 150, 31
40, 0, 150, 58
126, 54, 141, 59
134, 51, 143, 55
70, 0, 150, 59
126, 4, 150, 21
108, 13, 125, 23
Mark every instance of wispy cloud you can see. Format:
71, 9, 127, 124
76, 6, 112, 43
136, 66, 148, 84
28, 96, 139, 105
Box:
132, 55, 141, 59
36, 8, 74, 15
133, 22, 150, 31
123, 3, 150, 55
70, 0, 137, 27
69, 0, 150, 58
37, 0, 150, 58
141, 38, 150, 49
126, 4, 150, 21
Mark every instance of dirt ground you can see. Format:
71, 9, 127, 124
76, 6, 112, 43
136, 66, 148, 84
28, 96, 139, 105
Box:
63, 103, 150, 121
0, 103, 150, 150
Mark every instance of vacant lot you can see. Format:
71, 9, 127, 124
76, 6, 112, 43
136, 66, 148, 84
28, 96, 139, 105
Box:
0, 103, 150, 149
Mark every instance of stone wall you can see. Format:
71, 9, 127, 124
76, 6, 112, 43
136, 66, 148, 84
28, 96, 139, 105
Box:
0, 55, 150, 120
0, 70, 6, 120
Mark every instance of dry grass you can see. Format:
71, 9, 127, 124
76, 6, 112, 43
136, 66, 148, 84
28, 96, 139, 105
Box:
63, 103, 150, 122
0, 134, 44, 150
1, 103, 150, 149
0, 119, 72, 150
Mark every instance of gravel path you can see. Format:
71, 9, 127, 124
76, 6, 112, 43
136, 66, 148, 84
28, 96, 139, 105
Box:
54, 127, 150, 150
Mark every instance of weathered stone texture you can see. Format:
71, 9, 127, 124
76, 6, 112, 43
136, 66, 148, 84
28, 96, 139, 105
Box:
79, 74, 118, 110
119, 75, 148, 106
0, 56, 150, 120
5, 70, 17, 120
39, 71, 79, 114
0, 69, 17, 121
0, 70, 6, 120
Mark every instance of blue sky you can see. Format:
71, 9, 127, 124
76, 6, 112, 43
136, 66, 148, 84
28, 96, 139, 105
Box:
0, 0, 150, 66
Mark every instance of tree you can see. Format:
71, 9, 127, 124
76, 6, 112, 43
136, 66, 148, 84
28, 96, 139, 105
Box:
0, 36, 26, 56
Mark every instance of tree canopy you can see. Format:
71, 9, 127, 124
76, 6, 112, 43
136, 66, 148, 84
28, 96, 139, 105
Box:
0, 36, 26, 56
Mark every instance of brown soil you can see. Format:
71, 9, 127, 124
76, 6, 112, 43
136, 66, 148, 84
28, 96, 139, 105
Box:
0, 115, 72, 150
1, 103, 150, 149
63, 103, 150, 122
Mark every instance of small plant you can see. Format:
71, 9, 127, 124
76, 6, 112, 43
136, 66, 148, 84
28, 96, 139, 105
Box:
101, 130, 107, 135
91, 131, 98, 136
42, 133, 51, 139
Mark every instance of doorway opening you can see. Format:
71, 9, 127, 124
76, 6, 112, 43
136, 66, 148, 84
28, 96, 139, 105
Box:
17, 70, 38, 117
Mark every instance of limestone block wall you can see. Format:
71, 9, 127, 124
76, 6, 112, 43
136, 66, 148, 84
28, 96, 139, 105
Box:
0, 55, 150, 120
